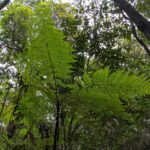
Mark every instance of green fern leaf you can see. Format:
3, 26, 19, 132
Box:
79, 68, 150, 116
27, 2, 74, 84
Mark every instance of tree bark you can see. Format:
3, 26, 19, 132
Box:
0, 0, 10, 10
114, 0, 150, 55
53, 101, 60, 150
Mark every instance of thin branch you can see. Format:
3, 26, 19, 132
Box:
120, 10, 150, 56
114, 0, 150, 41
0, 0, 10, 10
131, 22, 150, 56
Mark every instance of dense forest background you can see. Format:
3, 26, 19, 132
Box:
0, 0, 150, 150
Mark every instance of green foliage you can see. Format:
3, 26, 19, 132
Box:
0, 1, 149, 150
78, 68, 150, 116
26, 2, 74, 82
137, 0, 150, 18
58, 0, 132, 73
0, 4, 33, 52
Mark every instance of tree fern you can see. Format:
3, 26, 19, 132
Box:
77, 68, 150, 116
26, 2, 74, 86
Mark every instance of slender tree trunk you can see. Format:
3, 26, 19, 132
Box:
114, 0, 150, 55
61, 110, 67, 150
67, 115, 75, 150
53, 101, 60, 150
63, 124, 66, 150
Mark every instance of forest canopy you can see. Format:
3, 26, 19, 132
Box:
0, 0, 150, 150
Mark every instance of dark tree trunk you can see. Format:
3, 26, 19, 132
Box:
114, 0, 150, 55
114, 0, 150, 40
67, 115, 74, 150
53, 101, 60, 150
0, 0, 10, 10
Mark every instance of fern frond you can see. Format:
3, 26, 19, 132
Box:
78, 68, 150, 115
27, 2, 74, 84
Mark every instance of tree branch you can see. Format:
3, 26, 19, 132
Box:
131, 22, 150, 56
120, 9, 150, 56
0, 0, 10, 10
114, 0, 150, 42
